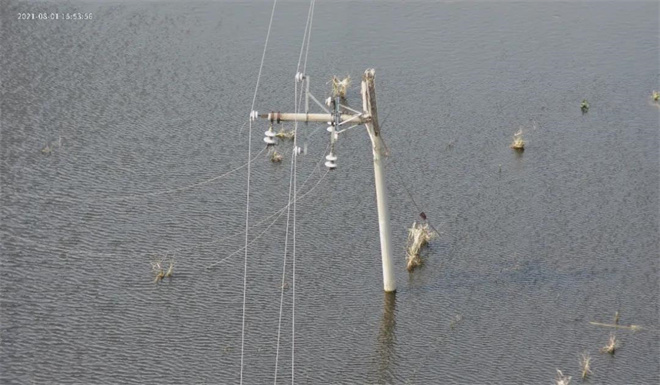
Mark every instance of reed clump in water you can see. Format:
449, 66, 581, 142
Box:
151, 260, 165, 283
579, 351, 593, 379
511, 129, 525, 151
164, 260, 174, 278
331, 76, 351, 98
406, 221, 434, 271
600, 332, 620, 355
555, 369, 572, 385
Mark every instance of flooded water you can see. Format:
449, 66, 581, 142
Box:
1, 1, 658, 384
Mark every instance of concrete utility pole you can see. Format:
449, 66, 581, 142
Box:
254, 68, 396, 293
361, 69, 395, 293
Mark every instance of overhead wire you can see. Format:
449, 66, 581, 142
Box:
273, 1, 315, 382
240, 0, 278, 383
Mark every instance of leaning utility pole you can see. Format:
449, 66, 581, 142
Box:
253, 68, 396, 293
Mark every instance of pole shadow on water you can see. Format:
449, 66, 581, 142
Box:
376, 291, 397, 384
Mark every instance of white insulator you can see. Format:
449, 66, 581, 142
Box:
325, 152, 337, 161
295, 72, 305, 82
325, 160, 337, 169
333, 132, 339, 140
250, 111, 259, 121
325, 97, 332, 106
294, 146, 302, 155
265, 130, 276, 137
264, 136, 276, 145
327, 126, 333, 133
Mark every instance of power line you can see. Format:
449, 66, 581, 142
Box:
240, 0, 278, 383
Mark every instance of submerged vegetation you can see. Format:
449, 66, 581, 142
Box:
406, 221, 434, 271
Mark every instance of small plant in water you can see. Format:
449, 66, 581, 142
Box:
406, 221, 435, 271
653, 90, 659, 101
270, 149, 283, 163
600, 332, 620, 355
331, 75, 351, 98
511, 128, 525, 151
275, 128, 295, 140
555, 369, 572, 385
581, 99, 590, 113
579, 351, 593, 379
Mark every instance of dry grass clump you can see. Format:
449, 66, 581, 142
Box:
653, 91, 659, 101
600, 332, 620, 355
270, 149, 283, 163
331, 76, 351, 98
555, 369, 572, 385
579, 351, 593, 379
275, 128, 295, 140
511, 129, 525, 151
406, 221, 435, 271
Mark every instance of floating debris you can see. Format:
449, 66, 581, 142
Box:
331, 75, 351, 98
589, 321, 643, 332
41, 144, 52, 155
600, 332, 620, 355
581, 99, 590, 113
511, 129, 525, 151
653, 90, 659, 101
555, 369, 572, 385
406, 221, 434, 272
579, 351, 593, 379
275, 128, 295, 140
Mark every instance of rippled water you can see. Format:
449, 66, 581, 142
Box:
1, 1, 658, 384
